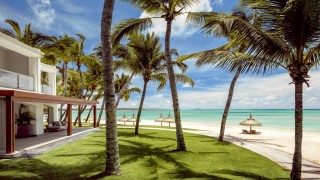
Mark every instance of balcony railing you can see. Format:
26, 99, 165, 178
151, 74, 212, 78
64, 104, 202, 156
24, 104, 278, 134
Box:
0, 69, 34, 91
41, 84, 53, 95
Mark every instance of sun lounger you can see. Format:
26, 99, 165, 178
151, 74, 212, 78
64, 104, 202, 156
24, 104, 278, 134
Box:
242, 129, 249, 134
45, 121, 66, 132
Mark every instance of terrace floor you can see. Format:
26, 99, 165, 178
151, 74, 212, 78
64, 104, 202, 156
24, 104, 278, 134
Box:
1, 127, 98, 158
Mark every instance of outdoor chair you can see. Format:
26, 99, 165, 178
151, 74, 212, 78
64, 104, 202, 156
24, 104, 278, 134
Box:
242, 129, 249, 134
45, 121, 66, 132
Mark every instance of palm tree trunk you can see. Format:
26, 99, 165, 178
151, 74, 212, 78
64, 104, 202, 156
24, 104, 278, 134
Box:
85, 106, 94, 123
59, 63, 68, 121
165, 18, 186, 151
101, 0, 121, 175
74, 90, 91, 126
116, 73, 134, 108
78, 64, 85, 99
219, 68, 241, 142
97, 98, 106, 127
291, 80, 303, 180
135, 81, 147, 135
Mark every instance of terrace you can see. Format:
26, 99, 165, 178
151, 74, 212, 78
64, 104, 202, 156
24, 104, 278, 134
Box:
0, 127, 98, 158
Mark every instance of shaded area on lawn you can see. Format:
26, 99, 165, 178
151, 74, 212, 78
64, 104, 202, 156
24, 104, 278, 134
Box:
0, 128, 290, 179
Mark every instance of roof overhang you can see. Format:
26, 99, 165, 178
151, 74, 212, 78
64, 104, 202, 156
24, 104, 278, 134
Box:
0, 90, 98, 105
0, 32, 43, 58
40, 62, 58, 73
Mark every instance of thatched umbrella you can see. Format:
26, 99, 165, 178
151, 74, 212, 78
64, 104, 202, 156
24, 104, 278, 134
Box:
118, 113, 128, 124
127, 113, 139, 125
155, 113, 164, 122
155, 113, 165, 126
239, 113, 262, 131
164, 113, 175, 127
129, 113, 136, 121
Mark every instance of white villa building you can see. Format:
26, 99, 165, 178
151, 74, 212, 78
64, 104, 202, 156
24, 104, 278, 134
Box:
0, 32, 58, 150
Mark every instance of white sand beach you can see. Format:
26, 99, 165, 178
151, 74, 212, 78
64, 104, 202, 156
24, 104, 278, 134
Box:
123, 120, 320, 165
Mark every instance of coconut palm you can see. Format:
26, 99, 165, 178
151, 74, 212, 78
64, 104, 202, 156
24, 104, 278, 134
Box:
115, 32, 194, 135
187, 1, 320, 178
101, 0, 121, 175
179, 9, 257, 142
66, 34, 95, 126
42, 35, 78, 121
0, 19, 53, 47
113, 0, 208, 151
68, 34, 94, 99
91, 44, 136, 110
115, 73, 141, 107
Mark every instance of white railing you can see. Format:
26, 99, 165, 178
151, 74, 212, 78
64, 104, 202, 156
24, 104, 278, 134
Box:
41, 84, 53, 95
0, 69, 34, 91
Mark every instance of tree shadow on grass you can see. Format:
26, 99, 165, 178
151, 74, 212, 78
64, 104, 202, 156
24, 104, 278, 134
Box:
171, 169, 232, 180
119, 131, 176, 141
214, 169, 288, 180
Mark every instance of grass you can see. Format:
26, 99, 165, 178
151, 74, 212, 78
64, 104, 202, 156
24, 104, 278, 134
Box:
117, 124, 199, 131
0, 128, 290, 179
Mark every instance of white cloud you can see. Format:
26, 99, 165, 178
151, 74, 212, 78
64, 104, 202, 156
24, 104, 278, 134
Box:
57, 0, 86, 14
119, 71, 320, 109
27, 0, 56, 29
139, 0, 212, 37
57, 15, 99, 39
212, 0, 223, 5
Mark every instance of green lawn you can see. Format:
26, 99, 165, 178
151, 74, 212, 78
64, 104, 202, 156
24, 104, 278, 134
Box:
0, 128, 289, 179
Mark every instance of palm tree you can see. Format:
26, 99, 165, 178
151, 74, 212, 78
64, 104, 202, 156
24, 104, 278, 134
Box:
115, 32, 194, 135
188, 1, 320, 179
179, 10, 255, 142
42, 35, 78, 121
68, 34, 93, 99
91, 44, 136, 109
113, 0, 207, 151
65, 34, 96, 126
115, 73, 141, 107
101, 0, 121, 175
0, 19, 52, 47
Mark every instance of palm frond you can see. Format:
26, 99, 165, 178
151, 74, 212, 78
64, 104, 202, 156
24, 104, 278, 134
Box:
174, 74, 195, 88
129, 87, 142, 93
0, 28, 15, 38
112, 18, 153, 45
186, 12, 220, 25
203, 13, 291, 60
5, 19, 21, 38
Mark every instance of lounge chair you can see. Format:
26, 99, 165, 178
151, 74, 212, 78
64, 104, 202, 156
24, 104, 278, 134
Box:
45, 121, 66, 132
250, 130, 257, 134
242, 129, 249, 134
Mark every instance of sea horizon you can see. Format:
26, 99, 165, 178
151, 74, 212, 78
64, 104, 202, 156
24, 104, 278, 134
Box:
72, 109, 320, 132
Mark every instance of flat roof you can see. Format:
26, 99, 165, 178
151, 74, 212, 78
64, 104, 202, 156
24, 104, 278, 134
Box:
0, 32, 43, 58
0, 90, 98, 105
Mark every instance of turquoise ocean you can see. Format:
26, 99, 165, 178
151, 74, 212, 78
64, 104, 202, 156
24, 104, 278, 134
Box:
74, 109, 320, 132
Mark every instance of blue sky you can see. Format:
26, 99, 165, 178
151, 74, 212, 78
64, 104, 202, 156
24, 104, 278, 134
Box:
1, 0, 319, 109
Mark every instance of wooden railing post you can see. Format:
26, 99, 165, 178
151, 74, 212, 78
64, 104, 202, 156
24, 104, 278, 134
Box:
67, 104, 72, 136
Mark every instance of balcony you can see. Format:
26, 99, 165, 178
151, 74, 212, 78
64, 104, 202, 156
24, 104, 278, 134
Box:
41, 84, 53, 95
0, 69, 34, 91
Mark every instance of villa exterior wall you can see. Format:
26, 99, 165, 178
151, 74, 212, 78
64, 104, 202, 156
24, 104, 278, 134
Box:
0, 48, 8, 69
7, 51, 29, 76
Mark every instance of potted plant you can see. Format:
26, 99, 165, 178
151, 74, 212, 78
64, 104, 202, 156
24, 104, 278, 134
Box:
16, 104, 35, 137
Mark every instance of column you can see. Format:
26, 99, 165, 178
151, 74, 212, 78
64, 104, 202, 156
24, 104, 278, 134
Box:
93, 105, 97, 128
67, 104, 72, 136
5, 97, 14, 154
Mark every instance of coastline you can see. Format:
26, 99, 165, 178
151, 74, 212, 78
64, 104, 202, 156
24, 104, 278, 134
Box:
119, 120, 320, 165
